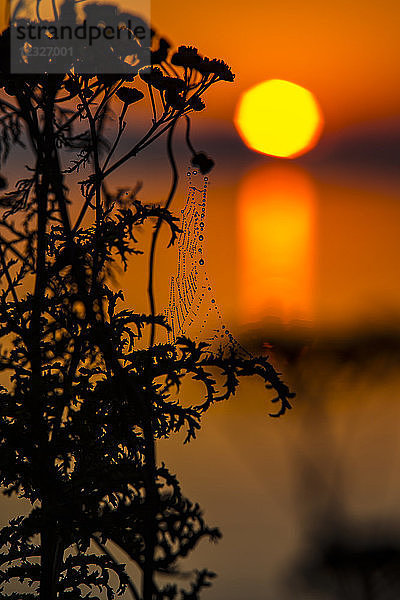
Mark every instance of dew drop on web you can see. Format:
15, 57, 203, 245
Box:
164, 166, 249, 357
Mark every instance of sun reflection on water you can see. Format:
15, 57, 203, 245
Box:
238, 163, 316, 326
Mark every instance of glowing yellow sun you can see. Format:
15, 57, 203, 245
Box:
234, 79, 324, 158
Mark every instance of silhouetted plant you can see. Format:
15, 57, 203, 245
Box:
0, 4, 294, 599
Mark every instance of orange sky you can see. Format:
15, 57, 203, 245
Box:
2, 0, 399, 132
151, 0, 400, 132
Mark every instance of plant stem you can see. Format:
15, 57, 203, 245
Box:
148, 118, 179, 348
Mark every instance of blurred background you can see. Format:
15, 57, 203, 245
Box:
148, 1, 400, 598
3, 0, 400, 597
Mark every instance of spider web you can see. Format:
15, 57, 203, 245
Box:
165, 166, 249, 356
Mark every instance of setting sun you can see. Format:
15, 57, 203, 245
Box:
234, 79, 324, 158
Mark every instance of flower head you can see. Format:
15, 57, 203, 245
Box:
171, 46, 203, 68
161, 77, 186, 93
191, 152, 214, 175
116, 87, 144, 104
197, 58, 235, 82
188, 96, 206, 112
139, 66, 165, 89
165, 89, 185, 110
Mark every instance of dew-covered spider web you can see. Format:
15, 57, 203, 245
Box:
164, 167, 249, 356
